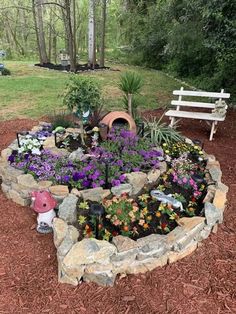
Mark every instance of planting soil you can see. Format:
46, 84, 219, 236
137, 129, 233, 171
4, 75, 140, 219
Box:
0, 112, 236, 313
35, 62, 110, 72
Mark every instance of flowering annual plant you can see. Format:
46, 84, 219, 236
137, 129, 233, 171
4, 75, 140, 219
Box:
18, 135, 43, 155
103, 193, 141, 237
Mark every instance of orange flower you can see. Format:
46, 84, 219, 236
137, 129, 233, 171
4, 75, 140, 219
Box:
143, 223, 149, 229
167, 203, 172, 209
116, 208, 122, 215
156, 211, 161, 218
188, 207, 194, 212
123, 225, 129, 232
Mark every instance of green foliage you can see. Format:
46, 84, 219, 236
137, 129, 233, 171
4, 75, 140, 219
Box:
49, 110, 74, 130
144, 116, 183, 145
118, 71, 143, 95
63, 75, 102, 115
1, 68, 11, 76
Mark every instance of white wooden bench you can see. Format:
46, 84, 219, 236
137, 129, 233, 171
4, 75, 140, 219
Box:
165, 87, 230, 141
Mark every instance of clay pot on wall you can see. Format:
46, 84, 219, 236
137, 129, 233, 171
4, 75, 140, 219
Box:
100, 111, 137, 134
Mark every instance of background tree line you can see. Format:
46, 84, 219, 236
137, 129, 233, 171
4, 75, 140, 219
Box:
0, 0, 235, 97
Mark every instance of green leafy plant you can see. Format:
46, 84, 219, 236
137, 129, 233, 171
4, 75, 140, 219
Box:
63, 75, 101, 144
118, 71, 143, 118
144, 115, 183, 145
50, 109, 74, 129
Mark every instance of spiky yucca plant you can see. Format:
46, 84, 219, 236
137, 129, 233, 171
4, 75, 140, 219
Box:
144, 115, 183, 145
118, 71, 143, 118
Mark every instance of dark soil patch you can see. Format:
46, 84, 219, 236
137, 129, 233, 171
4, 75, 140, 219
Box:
35, 62, 110, 73
0, 112, 236, 314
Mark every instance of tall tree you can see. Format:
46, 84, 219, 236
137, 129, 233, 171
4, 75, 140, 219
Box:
33, 0, 49, 64
99, 0, 107, 67
88, 0, 96, 68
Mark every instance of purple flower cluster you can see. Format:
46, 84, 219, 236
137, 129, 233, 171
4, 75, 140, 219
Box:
8, 128, 163, 189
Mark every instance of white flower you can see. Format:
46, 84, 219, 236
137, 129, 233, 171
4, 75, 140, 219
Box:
32, 148, 41, 155
92, 127, 99, 132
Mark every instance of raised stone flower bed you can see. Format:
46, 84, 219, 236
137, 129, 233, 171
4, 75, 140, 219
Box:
0, 123, 228, 286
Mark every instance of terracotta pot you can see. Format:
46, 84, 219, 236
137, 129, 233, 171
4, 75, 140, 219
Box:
100, 111, 137, 134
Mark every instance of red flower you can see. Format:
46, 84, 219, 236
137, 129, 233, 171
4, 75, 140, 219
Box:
161, 222, 167, 230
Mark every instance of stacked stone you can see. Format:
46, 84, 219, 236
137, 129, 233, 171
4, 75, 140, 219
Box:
0, 124, 228, 287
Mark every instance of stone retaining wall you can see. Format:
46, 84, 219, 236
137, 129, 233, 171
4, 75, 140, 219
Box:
0, 131, 228, 287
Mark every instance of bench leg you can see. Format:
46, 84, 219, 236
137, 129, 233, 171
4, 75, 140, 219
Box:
209, 121, 216, 141
170, 117, 175, 128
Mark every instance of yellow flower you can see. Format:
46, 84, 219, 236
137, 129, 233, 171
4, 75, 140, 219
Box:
141, 207, 148, 215
163, 143, 167, 147
92, 126, 99, 132
165, 150, 170, 154
138, 194, 149, 202
146, 215, 152, 221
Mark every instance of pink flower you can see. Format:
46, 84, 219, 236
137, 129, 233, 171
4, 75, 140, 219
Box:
182, 177, 188, 184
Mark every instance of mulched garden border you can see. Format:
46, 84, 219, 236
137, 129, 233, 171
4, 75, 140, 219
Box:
0, 110, 235, 314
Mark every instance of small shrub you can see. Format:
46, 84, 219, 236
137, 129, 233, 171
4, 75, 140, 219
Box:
144, 115, 183, 145
50, 110, 74, 130
118, 71, 143, 117
1, 68, 11, 76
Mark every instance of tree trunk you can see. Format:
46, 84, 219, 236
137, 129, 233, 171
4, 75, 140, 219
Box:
88, 0, 96, 69
33, 0, 49, 64
64, 0, 76, 72
99, 0, 107, 67
128, 93, 133, 117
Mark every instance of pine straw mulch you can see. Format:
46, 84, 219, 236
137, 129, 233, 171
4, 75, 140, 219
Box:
0, 113, 236, 314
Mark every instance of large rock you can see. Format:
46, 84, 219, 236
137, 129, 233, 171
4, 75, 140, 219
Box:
69, 148, 84, 161
168, 241, 198, 264
167, 217, 205, 251
49, 185, 69, 197
112, 235, 138, 252
213, 189, 227, 211
63, 239, 117, 268
52, 218, 68, 247
80, 187, 104, 202
38, 180, 53, 189
58, 194, 78, 225
111, 184, 132, 197
43, 136, 55, 149
159, 161, 167, 174
57, 225, 79, 257
83, 271, 116, 287
8, 189, 30, 206
17, 174, 38, 189
147, 169, 161, 184
1, 148, 12, 161
125, 172, 147, 195
204, 202, 223, 225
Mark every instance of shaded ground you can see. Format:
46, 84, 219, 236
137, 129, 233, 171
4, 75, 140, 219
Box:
34, 62, 110, 72
0, 113, 236, 314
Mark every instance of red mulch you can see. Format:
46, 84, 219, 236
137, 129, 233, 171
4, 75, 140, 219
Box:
0, 114, 236, 314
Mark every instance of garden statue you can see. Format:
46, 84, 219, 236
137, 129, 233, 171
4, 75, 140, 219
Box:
212, 100, 227, 118
31, 190, 57, 234
151, 190, 184, 212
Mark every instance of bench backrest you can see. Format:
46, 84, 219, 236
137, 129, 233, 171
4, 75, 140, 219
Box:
171, 87, 230, 110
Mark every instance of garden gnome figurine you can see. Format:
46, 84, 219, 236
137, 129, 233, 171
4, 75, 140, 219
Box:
31, 190, 57, 234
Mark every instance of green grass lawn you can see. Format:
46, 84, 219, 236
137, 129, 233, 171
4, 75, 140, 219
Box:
0, 61, 184, 120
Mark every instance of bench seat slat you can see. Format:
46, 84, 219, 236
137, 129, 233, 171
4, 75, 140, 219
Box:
171, 100, 216, 109
165, 110, 225, 121
173, 90, 230, 99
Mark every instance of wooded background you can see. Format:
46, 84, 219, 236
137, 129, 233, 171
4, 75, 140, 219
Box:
0, 0, 235, 97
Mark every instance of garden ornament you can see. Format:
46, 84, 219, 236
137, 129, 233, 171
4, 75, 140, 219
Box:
151, 190, 184, 212
212, 100, 227, 118
31, 190, 57, 234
